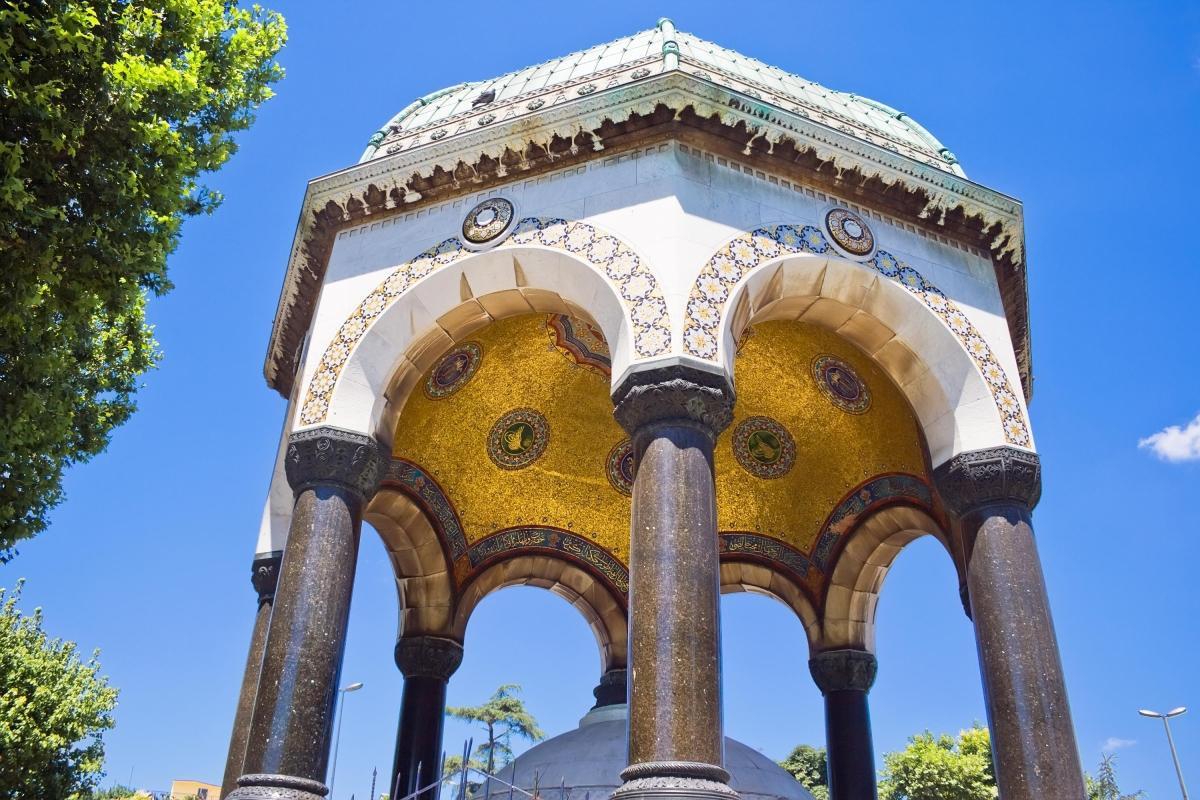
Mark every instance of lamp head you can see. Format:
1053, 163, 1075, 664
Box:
1139, 709, 1161, 718
1167, 707, 1187, 718
343, 681, 364, 692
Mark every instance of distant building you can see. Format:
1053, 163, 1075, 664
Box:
169, 779, 220, 799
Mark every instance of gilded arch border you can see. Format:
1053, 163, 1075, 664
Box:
681, 224, 1031, 447
299, 217, 673, 426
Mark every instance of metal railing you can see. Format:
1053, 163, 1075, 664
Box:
391, 739, 592, 800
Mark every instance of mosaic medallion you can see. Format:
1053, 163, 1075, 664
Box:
462, 198, 514, 245
732, 416, 796, 479
487, 408, 549, 470
606, 439, 635, 495
423, 342, 482, 399
825, 208, 875, 257
547, 314, 611, 376
812, 354, 872, 414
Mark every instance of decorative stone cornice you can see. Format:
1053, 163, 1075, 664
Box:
933, 446, 1041, 516
809, 649, 878, 694
264, 69, 1029, 401
592, 668, 628, 709
284, 427, 386, 501
250, 552, 282, 608
613, 366, 734, 439
394, 636, 464, 681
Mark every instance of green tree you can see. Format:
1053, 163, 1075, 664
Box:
0, 0, 286, 558
448, 684, 545, 774
0, 580, 119, 799
878, 724, 996, 800
1086, 754, 1142, 800
779, 744, 828, 800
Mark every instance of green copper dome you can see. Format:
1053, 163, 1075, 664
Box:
361, 19, 962, 176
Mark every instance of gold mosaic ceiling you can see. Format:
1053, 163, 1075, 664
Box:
391, 314, 929, 585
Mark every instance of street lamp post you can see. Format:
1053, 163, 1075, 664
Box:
1139, 706, 1189, 800
330, 681, 364, 799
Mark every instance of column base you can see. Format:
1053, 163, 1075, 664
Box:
613, 763, 738, 800
226, 774, 329, 800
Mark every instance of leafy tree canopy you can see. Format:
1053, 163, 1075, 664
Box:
448, 684, 545, 775
0, 0, 286, 558
778, 744, 828, 800
0, 580, 119, 799
878, 724, 996, 800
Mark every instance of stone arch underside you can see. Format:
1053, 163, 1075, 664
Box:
822, 504, 958, 653
682, 226, 1030, 465
297, 218, 675, 442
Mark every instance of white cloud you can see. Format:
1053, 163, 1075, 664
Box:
1102, 737, 1136, 754
1139, 411, 1200, 462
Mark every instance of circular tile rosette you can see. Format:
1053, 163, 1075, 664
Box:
606, 439, 635, 495
732, 416, 796, 479
487, 408, 550, 470
424, 342, 482, 399
825, 208, 875, 257
812, 354, 872, 414
462, 198, 515, 245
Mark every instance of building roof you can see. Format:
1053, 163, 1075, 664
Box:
360, 18, 963, 176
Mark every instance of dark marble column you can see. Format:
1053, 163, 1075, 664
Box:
809, 650, 877, 800
611, 367, 737, 800
230, 427, 386, 800
221, 552, 283, 798
390, 636, 464, 800
934, 447, 1085, 800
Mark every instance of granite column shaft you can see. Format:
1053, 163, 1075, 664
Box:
809, 650, 877, 800
935, 447, 1084, 800
612, 368, 736, 800
230, 428, 385, 800
390, 637, 464, 800
221, 552, 282, 799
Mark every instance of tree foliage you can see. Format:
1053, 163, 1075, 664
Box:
878, 724, 996, 800
778, 744, 828, 800
447, 684, 545, 775
0, 580, 119, 799
1085, 755, 1142, 800
0, 0, 286, 558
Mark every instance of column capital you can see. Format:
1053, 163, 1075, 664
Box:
592, 668, 628, 709
285, 426, 387, 501
250, 551, 283, 608
394, 636, 464, 681
809, 649, 878, 694
933, 446, 1041, 517
612, 366, 734, 439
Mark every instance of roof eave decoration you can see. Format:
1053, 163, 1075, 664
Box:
264, 67, 1030, 401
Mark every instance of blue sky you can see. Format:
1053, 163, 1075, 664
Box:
6, 1, 1200, 797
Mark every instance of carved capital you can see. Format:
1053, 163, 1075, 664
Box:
250, 552, 283, 608
394, 636, 464, 680
227, 774, 328, 800
933, 446, 1041, 516
809, 649, 878, 694
592, 668, 628, 709
285, 427, 386, 501
613, 366, 734, 438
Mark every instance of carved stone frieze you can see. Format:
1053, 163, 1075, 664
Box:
613, 367, 734, 439
809, 649, 878, 694
284, 427, 386, 501
394, 636, 464, 681
250, 552, 283, 608
933, 446, 1041, 516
